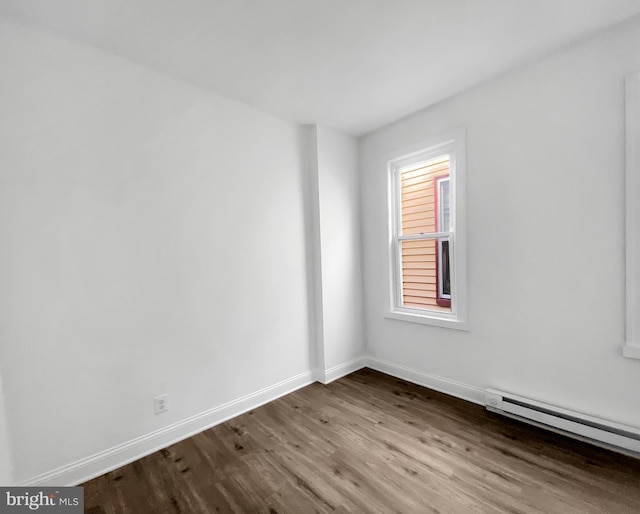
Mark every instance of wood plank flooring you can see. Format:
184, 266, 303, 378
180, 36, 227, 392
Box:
82, 369, 640, 513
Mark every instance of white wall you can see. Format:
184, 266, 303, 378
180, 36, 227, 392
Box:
0, 17, 313, 483
4, 6, 639, 487
0, 372, 13, 485
315, 127, 364, 377
360, 18, 640, 427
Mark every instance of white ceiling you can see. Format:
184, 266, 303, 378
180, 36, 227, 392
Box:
2, 0, 640, 136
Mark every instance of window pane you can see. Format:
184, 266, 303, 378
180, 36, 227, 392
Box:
438, 239, 451, 300
439, 179, 450, 232
401, 239, 451, 312
399, 156, 449, 236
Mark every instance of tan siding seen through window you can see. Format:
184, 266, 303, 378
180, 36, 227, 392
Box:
399, 156, 450, 311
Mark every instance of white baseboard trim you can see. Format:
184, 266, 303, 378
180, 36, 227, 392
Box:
17, 359, 483, 486
364, 356, 485, 405
623, 342, 640, 359
318, 357, 366, 385
311, 367, 324, 382
20, 370, 314, 487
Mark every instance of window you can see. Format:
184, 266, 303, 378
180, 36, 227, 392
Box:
387, 130, 467, 329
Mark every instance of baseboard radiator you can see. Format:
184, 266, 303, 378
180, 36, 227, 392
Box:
485, 389, 640, 456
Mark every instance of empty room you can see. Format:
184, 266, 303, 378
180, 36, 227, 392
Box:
1, 1, 640, 512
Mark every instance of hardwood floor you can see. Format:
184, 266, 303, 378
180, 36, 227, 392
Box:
83, 369, 640, 513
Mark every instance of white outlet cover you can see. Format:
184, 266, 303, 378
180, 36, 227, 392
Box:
153, 394, 169, 415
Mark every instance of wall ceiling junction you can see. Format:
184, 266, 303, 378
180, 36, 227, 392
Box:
1, 0, 640, 136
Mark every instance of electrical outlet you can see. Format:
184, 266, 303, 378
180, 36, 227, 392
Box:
154, 394, 169, 415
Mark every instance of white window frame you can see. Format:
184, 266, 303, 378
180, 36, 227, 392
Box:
624, 71, 640, 359
386, 128, 468, 330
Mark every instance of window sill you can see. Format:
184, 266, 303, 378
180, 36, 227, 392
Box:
385, 309, 469, 331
